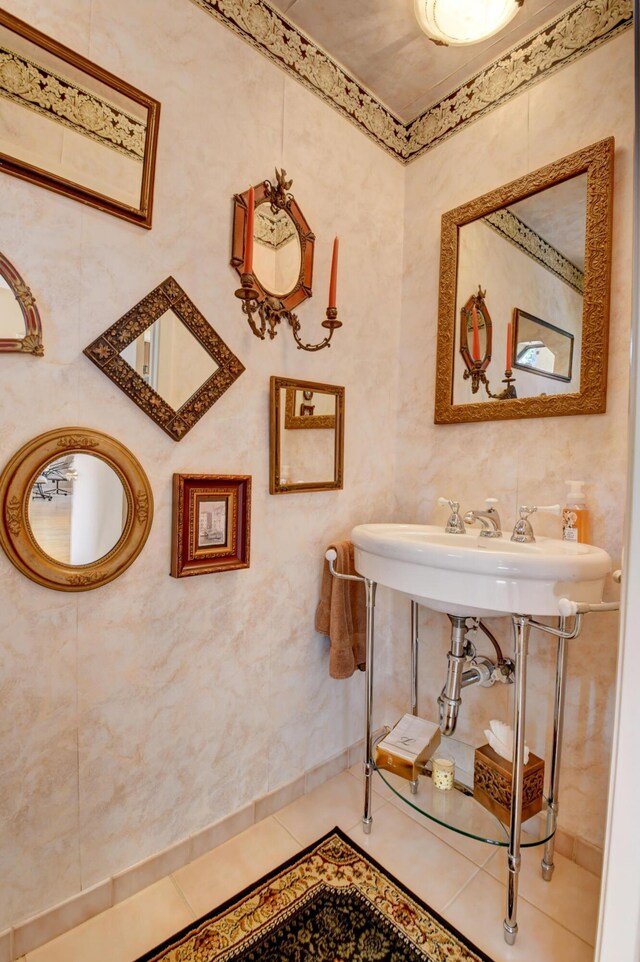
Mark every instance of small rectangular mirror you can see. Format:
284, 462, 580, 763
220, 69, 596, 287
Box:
0, 10, 160, 228
270, 377, 344, 493
512, 308, 574, 384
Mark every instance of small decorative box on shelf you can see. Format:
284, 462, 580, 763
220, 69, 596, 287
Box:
474, 744, 544, 825
375, 714, 441, 781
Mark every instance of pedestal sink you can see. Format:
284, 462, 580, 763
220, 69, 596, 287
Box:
351, 522, 612, 617
343, 522, 616, 944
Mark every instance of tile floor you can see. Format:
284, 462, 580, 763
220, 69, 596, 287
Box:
24, 766, 598, 962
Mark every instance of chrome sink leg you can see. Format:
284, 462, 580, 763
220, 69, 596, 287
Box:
362, 578, 377, 834
504, 614, 530, 945
411, 600, 419, 716
542, 617, 568, 881
409, 601, 420, 796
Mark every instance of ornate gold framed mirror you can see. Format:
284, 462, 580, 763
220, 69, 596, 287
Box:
270, 377, 344, 494
0, 252, 43, 355
84, 277, 245, 440
434, 137, 614, 423
0, 427, 153, 591
0, 9, 160, 228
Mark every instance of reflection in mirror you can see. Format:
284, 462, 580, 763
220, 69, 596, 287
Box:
513, 309, 574, 383
453, 174, 586, 406
119, 309, 219, 411
28, 453, 126, 565
0, 10, 160, 228
435, 138, 614, 423
280, 389, 336, 483
252, 204, 302, 297
284, 387, 337, 428
84, 277, 245, 441
0, 251, 43, 355
270, 377, 344, 493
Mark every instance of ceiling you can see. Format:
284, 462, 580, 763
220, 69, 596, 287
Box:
270, 0, 580, 122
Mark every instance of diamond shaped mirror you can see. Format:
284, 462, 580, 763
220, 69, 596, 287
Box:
84, 277, 245, 440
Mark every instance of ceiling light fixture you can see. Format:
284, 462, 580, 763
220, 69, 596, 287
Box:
414, 0, 525, 47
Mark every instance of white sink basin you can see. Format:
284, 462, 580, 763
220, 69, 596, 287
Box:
351, 523, 612, 617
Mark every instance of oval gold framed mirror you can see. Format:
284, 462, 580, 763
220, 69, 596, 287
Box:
0, 427, 153, 590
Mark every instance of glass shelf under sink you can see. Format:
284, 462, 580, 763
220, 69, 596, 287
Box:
375, 762, 556, 848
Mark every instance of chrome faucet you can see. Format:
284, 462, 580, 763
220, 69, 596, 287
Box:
463, 498, 502, 538
437, 497, 466, 534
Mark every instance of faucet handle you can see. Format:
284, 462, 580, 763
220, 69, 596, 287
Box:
438, 497, 465, 534
511, 504, 561, 543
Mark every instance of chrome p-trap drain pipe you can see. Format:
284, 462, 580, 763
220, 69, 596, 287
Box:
438, 616, 501, 735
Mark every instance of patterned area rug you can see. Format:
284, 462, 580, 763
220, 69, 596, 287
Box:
136, 827, 493, 961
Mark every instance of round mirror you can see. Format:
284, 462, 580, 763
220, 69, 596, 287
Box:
251, 203, 302, 297
28, 453, 127, 565
0, 428, 153, 590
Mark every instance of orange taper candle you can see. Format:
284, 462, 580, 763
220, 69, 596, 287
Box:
244, 185, 255, 275
471, 305, 480, 362
328, 237, 339, 309
506, 321, 513, 371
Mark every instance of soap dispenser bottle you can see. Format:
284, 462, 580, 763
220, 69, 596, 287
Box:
562, 480, 590, 543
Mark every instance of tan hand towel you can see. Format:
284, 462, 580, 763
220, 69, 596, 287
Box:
315, 540, 366, 679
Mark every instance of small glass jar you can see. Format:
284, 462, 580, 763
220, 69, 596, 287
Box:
432, 752, 455, 791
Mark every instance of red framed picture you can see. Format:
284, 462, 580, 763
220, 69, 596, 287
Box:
171, 475, 251, 577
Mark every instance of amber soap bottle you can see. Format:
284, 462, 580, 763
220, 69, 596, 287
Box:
562, 480, 590, 544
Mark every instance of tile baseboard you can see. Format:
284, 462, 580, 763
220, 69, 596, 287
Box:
9, 739, 603, 959
9, 742, 356, 959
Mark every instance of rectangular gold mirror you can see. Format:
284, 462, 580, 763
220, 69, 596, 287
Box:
434, 138, 614, 423
270, 377, 344, 493
0, 10, 160, 228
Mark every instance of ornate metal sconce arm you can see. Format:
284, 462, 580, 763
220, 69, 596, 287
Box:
235, 272, 343, 352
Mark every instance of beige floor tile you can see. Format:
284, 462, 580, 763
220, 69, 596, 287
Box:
172, 816, 301, 919
443, 869, 595, 962
347, 761, 396, 800
274, 771, 387, 845
25, 879, 194, 962
346, 803, 481, 915
386, 790, 497, 867
483, 845, 601, 945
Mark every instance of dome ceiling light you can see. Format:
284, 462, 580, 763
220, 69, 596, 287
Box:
414, 0, 525, 47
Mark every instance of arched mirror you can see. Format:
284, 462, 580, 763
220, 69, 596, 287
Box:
435, 138, 613, 423
0, 428, 153, 590
0, 252, 43, 356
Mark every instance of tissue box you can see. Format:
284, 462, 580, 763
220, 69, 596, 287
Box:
474, 744, 544, 825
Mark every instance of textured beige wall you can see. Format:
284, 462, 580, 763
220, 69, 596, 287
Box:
397, 30, 633, 849
0, 0, 404, 929
0, 0, 632, 934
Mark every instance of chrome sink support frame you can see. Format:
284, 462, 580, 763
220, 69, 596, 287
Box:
325, 550, 618, 945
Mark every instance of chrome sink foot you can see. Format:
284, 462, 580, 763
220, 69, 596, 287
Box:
541, 860, 555, 881
503, 921, 518, 945
362, 816, 372, 834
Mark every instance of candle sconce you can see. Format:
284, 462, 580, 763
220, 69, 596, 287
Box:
460, 287, 516, 400
231, 170, 342, 352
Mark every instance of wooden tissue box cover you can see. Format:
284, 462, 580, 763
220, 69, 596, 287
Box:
474, 744, 544, 825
